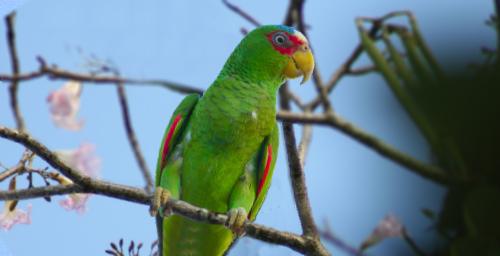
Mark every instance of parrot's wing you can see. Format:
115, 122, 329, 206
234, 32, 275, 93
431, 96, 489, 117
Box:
223, 122, 279, 255
154, 93, 199, 186
248, 122, 279, 221
154, 93, 199, 256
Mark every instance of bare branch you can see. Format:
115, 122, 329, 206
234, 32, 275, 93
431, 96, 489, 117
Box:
0, 150, 34, 182
280, 113, 322, 238
277, 111, 454, 185
0, 125, 324, 255
294, 6, 332, 113
116, 81, 153, 193
5, 12, 26, 132
287, 90, 307, 110
307, 25, 381, 110
402, 229, 427, 256
0, 181, 311, 254
0, 58, 203, 95
280, 2, 330, 255
320, 220, 365, 256
0, 126, 94, 186
0, 184, 83, 200
222, 0, 261, 27
347, 65, 377, 75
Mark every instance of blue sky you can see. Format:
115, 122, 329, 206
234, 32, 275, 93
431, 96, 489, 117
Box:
0, 0, 495, 255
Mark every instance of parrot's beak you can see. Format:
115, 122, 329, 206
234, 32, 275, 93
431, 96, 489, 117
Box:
283, 44, 315, 84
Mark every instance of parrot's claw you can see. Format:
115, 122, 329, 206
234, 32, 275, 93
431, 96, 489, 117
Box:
225, 207, 248, 236
149, 187, 172, 218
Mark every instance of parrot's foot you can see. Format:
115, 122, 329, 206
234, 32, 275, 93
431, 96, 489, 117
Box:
225, 207, 248, 236
149, 187, 171, 217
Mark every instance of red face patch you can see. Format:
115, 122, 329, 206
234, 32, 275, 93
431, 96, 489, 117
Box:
267, 31, 305, 56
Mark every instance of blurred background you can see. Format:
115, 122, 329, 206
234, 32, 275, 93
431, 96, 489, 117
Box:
0, 0, 497, 255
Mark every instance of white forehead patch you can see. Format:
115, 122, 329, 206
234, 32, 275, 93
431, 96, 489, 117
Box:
294, 30, 308, 44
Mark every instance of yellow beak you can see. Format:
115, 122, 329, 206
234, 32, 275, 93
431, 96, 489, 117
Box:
283, 45, 315, 84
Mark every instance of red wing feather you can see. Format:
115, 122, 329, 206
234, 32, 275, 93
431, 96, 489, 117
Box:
161, 114, 182, 168
256, 144, 272, 197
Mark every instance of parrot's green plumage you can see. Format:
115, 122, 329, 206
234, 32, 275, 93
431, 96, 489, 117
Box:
153, 25, 314, 256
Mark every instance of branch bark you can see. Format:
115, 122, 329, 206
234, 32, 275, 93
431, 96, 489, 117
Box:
0, 150, 33, 182
0, 125, 322, 255
5, 12, 26, 132
280, 2, 330, 255
116, 81, 153, 193
277, 111, 454, 185
0, 58, 203, 95
222, 0, 261, 27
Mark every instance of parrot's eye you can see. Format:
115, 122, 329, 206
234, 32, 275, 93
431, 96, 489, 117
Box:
272, 32, 288, 46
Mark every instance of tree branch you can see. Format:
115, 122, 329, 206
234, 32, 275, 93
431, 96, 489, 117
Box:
0, 57, 203, 95
307, 24, 381, 110
347, 65, 377, 75
116, 81, 153, 193
0, 150, 33, 182
294, 5, 333, 113
320, 220, 365, 256
0, 181, 312, 254
280, 2, 330, 255
0, 126, 94, 187
0, 184, 83, 200
0, 125, 323, 255
5, 12, 26, 132
281, 117, 322, 239
222, 0, 261, 27
277, 111, 454, 185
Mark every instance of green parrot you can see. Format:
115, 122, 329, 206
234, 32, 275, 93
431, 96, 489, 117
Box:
150, 25, 314, 256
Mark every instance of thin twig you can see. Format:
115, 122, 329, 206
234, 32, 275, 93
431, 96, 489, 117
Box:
276, 111, 454, 185
222, 0, 261, 27
0, 70, 43, 81
0, 184, 83, 200
347, 65, 377, 75
294, 5, 332, 113
320, 220, 365, 256
307, 25, 381, 110
288, 90, 307, 110
0, 126, 95, 187
5, 13, 26, 132
0, 57, 203, 95
402, 229, 427, 256
0, 150, 34, 182
116, 81, 153, 193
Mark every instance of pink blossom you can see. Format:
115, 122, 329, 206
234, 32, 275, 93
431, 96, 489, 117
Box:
0, 201, 32, 231
56, 143, 101, 213
360, 214, 405, 250
59, 194, 90, 214
47, 80, 84, 131
373, 214, 404, 237
56, 143, 101, 178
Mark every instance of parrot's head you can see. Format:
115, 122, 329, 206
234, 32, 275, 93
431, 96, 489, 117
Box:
223, 25, 315, 85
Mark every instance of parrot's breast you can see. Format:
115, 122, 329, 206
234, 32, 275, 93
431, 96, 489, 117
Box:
179, 80, 276, 212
